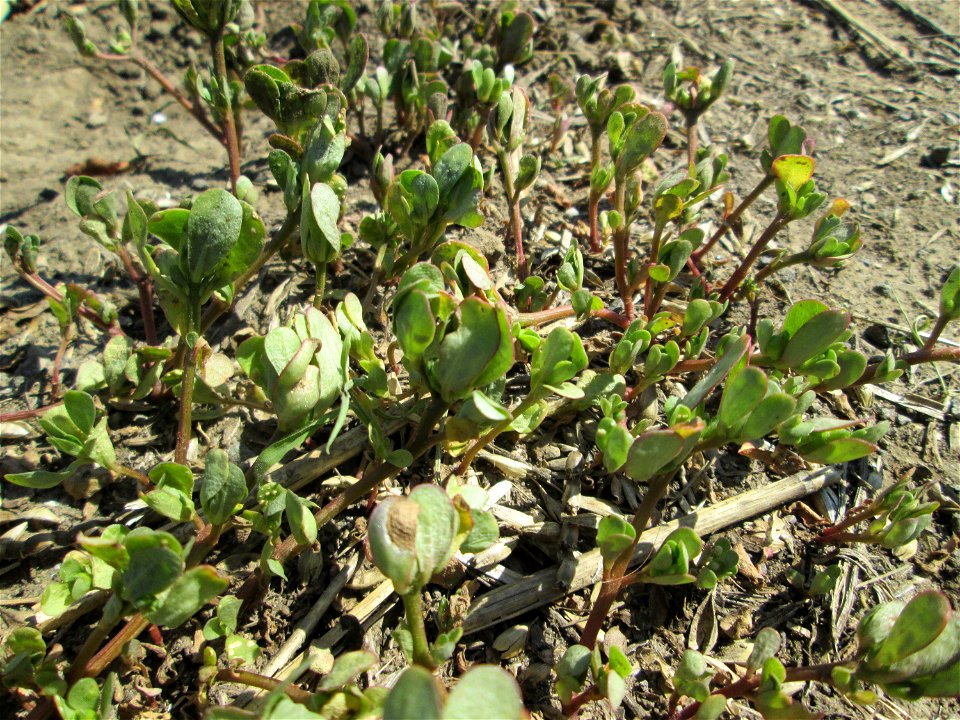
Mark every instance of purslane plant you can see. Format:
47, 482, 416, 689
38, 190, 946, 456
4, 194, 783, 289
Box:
669, 591, 960, 719
3, 3, 960, 719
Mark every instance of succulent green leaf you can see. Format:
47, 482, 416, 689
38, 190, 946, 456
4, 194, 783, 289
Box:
939, 265, 960, 321
771, 155, 814, 190
433, 298, 513, 402
146, 566, 227, 628
121, 530, 184, 605
739, 393, 797, 440
65, 175, 102, 217
718, 367, 767, 430
872, 591, 950, 667
622, 429, 685, 483
443, 665, 524, 720
682, 334, 750, 409
182, 189, 243, 284
801, 437, 877, 464
778, 309, 849, 368
597, 515, 636, 568
616, 111, 668, 176
384, 666, 441, 720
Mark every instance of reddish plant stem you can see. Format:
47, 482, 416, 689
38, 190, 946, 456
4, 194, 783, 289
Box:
516, 304, 630, 330
923, 314, 950, 351
508, 198, 528, 280
561, 685, 604, 717
175, 340, 200, 465
71, 614, 148, 683
50, 331, 71, 401
215, 668, 314, 704
14, 267, 123, 336
671, 661, 845, 720
685, 115, 698, 176
579, 472, 672, 649
855, 345, 960, 385
211, 33, 242, 193
116, 245, 158, 345
611, 180, 635, 320
717, 213, 789, 302
95, 52, 224, 146
642, 223, 667, 318
500, 157, 528, 279
587, 129, 605, 253
692, 175, 774, 265
0, 402, 63, 423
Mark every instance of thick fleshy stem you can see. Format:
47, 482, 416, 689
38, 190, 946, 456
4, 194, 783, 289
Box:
116, 244, 157, 345
670, 661, 845, 720
717, 213, 789, 302
175, 329, 201, 465
691, 175, 774, 266
561, 685, 604, 718
402, 591, 436, 669
505, 180, 528, 279
923, 314, 950, 351
516, 304, 630, 330
12, 265, 123, 336
587, 128, 605, 253
211, 33, 242, 193
94, 52, 223, 145
215, 668, 314, 704
579, 472, 673, 649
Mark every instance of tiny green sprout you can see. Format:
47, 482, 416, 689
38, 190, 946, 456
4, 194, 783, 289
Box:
818, 478, 938, 553
555, 643, 633, 714
642, 527, 702, 585
202, 595, 260, 666
787, 563, 841, 598
672, 649, 718, 705
663, 59, 734, 173
663, 60, 735, 125
696, 538, 739, 589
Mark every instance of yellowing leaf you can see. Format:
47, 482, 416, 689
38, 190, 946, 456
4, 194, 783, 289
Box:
772, 154, 814, 190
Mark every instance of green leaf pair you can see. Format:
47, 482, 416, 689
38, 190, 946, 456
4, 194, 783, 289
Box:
392, 262, 513, 403
237, 305, 346, 430
555, 643, 633, 711
384, 664, 524, 720
6, 391, 116, 490
77, 524, 226, 627
367, 483, 497, 597
662, 60, 734, 121
245, 63, 347, 140
130, 189, 264, 335
385, 139, 484, 266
